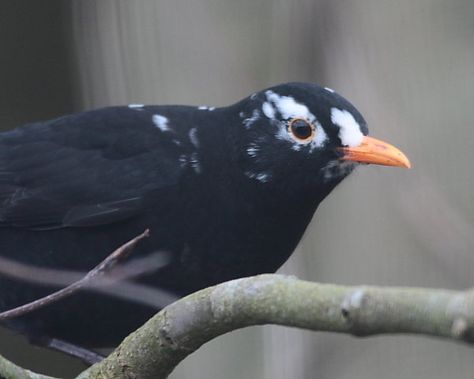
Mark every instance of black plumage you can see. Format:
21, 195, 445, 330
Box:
0, 82, 408, 349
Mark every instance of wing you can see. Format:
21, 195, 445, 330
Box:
0, 106, 194, 229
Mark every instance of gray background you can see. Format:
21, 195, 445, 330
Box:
0, 1, 473, 378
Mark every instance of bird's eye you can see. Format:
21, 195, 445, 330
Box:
288, 118, 315, 142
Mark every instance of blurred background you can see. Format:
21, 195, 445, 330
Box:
1, 0, 473, 378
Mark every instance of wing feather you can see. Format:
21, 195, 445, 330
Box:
0, 106, 189, 229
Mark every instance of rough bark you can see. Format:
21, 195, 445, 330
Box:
1, 274, 473, 379
81, 275, 474, 379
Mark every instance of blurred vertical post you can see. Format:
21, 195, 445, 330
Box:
0, 1, 74, 128
0, 1, 82, 377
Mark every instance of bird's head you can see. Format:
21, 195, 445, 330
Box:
234, 82, 410, 197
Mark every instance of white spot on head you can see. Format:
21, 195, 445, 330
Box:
262, 102, 275, 119
152, 114, 170, 132
189, 128, 199, 148
128, 104, 144, 109
172, 139, 181, 146
330, 108, 364, 147
265, 91, 312, 120
243, 109, 260, 128
324, 87, 335, 93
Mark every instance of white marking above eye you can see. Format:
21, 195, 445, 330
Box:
330, 108, 364, 147
265, 91, 313, 121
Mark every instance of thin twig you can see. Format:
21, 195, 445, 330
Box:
0, 230, 150, 321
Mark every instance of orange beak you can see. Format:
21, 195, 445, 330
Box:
339, 136, 411, 168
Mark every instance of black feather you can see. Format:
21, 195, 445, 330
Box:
0, 83, 368, 348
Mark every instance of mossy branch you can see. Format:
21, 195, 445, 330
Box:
80, 274, 474, 379
0, 353, 58, 379
1, 274, 473, 379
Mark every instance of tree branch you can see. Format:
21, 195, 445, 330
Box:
78, 274, 474, 379
0, 353, 58, 379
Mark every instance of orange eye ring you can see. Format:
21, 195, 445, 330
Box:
288, 118, 316, 143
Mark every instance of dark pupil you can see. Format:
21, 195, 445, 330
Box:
291, 120, 312, 139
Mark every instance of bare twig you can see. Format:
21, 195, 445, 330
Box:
0, 253, 176, 309
0, 230, 152, 321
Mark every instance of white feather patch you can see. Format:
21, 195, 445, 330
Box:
265, 91, 312, 120
330, 108, 364, 147
153, 114, 170, 132
246, 145, 259, 158
262, 102, 275, 119
243, 109, 261, 128
190, 152, 201, 174
152, 115, 170, 132
245, 171, 271, 183
189, 128, 199, 148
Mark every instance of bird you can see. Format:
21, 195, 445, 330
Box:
0, 82, 410, 359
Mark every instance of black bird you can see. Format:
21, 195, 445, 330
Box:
0, 82, 410, 355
